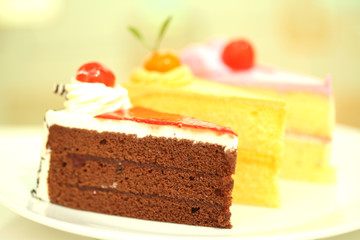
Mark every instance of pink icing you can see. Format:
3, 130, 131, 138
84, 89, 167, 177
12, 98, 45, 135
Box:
180, 39, 332, 96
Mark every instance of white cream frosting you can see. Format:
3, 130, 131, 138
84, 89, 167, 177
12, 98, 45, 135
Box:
63, 78, 132, 115
36, 124, 50, 202
45, 110, 238, 151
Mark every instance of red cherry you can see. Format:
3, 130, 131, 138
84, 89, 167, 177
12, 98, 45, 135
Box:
76, 62, 115, 87
221, 39, 254, 70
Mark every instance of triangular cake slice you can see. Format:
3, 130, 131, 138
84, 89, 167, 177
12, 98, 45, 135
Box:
34, 62, 238, 228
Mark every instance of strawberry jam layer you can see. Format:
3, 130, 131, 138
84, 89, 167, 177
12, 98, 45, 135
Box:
95, 106, 237, 136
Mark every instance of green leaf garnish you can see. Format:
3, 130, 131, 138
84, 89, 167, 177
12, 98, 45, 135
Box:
128, 16, 173, 52
153, 16, 172, 51
127, 26, 152, 51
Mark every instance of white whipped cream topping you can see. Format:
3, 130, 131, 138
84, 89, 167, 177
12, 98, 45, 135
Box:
36, 124, 50, 202
63, 78, 132, 115
45, 110, 238, 151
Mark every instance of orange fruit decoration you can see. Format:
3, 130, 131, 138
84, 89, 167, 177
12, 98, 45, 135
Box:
128, 16, 181, 73
144, 52, 181, 72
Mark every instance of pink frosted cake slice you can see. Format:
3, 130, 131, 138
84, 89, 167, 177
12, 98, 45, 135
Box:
180, 39, 335, 182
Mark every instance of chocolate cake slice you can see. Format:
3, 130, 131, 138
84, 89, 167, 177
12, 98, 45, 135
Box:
35, 106, 238, 228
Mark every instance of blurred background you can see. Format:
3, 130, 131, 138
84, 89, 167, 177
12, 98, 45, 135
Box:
0, 0, 359, 127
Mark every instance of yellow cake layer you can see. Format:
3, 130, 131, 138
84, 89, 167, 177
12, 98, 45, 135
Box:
236, 86, 335, 183
281, 133, 336, 183
242, 87, 335, 139
123, 79, 286, 207
233, 161, 280, 208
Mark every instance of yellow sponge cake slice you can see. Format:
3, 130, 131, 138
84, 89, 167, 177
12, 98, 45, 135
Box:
124, 68, 286, 207
180, 39, 335, 183
244, 86, 335, 182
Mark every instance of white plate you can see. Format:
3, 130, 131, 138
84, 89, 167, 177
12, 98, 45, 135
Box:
0, 125, 360, 240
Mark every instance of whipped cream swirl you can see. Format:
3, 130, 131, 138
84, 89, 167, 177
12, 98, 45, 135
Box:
62, 78, 132, 115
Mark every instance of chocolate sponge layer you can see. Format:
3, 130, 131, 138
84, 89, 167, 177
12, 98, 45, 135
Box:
46, 124, 236, 228
47, 125, 236, 176
51, 183, 232, 228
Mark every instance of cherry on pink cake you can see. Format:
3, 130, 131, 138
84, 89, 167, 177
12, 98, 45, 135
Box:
180, 39, 335, 182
